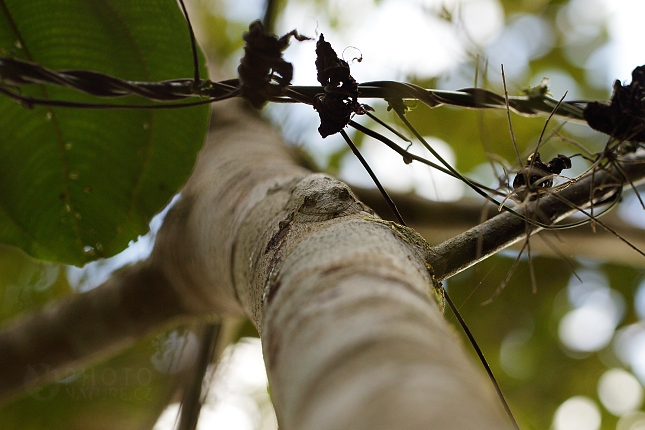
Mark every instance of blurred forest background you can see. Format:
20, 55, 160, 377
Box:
1, 0, 644, 429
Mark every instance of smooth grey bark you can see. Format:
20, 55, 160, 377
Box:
152, 103, 514, 430
0, 101, 514, 429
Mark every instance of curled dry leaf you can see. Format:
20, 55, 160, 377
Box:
238, 20, 311, 108
313, 34, 364, 138
584, 64, 645, 144
512, 153, 572, 201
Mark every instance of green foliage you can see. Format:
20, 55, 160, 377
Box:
0, 0, 210, 265
447, 256, 572, 429
0, 1, 643, 429
0, 245, 70, 323
447, 256, 644, 430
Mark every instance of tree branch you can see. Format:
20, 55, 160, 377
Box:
0, 260, 186, 403
353, 186, 645, 267
7, 99, 638, 427
424, 157, 645, 281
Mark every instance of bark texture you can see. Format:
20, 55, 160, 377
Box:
1, 102, 529, 429
154, 103, 514, 430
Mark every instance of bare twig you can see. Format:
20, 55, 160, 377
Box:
426, 154, 645, 281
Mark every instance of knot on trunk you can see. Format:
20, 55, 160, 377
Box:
289, 174, 369, 222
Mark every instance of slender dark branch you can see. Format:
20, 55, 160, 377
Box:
349, 120, 505, 197
389, 105, 543, 226
262, 0, 279, 31
501, 65, 522, 165
178, 322, 222, 430
427, 154, 645, 281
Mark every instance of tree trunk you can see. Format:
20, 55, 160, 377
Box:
153, 102, 514, 430
4, 96, 645, 427
0, 101, 532, 429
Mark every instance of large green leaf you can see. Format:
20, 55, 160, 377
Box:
0, 0, 210, 265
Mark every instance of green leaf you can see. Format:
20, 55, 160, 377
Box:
0, 0, 210, 265
0, 245, 71, 323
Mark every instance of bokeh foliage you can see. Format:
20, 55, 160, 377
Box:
0, 0, 643, 429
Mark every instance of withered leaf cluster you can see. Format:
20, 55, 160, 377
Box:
238, 20, 310, 108
313, 35, 363, 138
584, 65, 645, 144
513, 153, 572, 200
